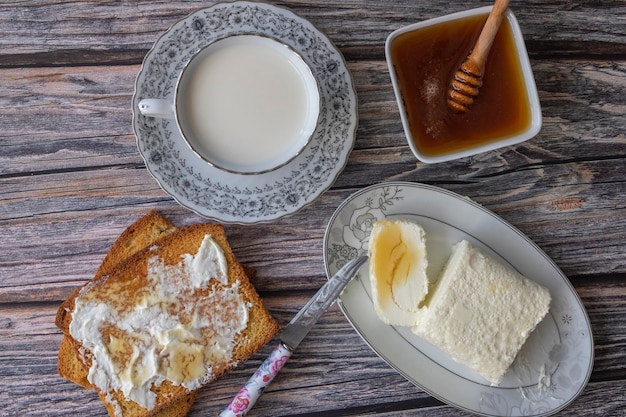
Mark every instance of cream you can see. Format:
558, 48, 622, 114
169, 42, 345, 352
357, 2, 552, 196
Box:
69, 234, 248, 413
412, 240, 551, 385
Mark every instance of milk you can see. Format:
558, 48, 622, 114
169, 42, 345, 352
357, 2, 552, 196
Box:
178, 35, 319, 173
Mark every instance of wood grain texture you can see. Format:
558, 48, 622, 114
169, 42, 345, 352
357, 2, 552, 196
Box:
1, 1, 625, 416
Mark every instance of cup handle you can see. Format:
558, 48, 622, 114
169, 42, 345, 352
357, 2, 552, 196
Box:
137, 99, 175, 119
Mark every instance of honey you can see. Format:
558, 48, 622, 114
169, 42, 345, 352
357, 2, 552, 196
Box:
388, 13, 532, 157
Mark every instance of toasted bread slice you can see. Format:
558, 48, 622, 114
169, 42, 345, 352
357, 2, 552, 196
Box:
61, 221, 279, 417
57, 210, 177, 384
56, 210, 177, 333
57, 210, 194, 416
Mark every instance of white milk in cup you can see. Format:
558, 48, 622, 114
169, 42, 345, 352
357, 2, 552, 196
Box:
139, 35, 320, 174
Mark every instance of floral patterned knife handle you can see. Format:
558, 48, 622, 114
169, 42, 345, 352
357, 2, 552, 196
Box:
219, 256, 368, 416
219, 342, 293, 417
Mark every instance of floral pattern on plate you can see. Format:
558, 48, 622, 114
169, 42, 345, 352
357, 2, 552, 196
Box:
132, 1, 357, 223
323, 182, 593, 417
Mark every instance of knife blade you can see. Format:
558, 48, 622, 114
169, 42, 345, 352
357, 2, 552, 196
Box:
280, 254, 368, 351
219, 255, 368, 417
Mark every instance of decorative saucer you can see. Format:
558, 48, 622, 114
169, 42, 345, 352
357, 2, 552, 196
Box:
132, 1, 358, 224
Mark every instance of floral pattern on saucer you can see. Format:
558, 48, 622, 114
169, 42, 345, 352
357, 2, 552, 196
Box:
132, 1, 357, 223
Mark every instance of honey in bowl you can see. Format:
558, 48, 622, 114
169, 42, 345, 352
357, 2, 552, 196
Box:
387, 9, 539, 161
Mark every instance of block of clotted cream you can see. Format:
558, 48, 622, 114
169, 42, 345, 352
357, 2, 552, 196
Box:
368, 218, 429, 326
412, 240, 551, 385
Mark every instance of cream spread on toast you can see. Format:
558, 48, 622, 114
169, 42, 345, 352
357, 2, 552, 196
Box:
70, 234, 248, 411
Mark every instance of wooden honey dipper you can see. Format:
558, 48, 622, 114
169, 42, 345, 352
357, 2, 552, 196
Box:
447, 0, 511, 113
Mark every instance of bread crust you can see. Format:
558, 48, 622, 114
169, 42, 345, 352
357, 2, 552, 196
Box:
55, 209, 176, 333
58, 210, 177, 389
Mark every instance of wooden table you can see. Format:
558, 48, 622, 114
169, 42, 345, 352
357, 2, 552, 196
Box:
1, 1, 625, 416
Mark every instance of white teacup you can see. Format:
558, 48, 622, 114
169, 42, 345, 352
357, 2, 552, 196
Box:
138, 35, 320, 174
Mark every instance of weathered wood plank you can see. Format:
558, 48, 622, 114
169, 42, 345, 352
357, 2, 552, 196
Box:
1, 155, 626, 302
1, 1, 625, 67
3, 59, 626, 176
1, 1, 625, 416
2, 56, 626, 295
0, 65, 140, 177
1, 297, 624, 416
2, 143, 626, 301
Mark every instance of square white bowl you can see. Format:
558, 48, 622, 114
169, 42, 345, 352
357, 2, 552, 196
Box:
385, 6, 542, 164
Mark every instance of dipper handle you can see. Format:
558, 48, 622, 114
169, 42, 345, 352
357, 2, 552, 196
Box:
447, 0, 511, 112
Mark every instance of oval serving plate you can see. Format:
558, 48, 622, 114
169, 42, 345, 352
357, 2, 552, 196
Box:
323, 182, 593, 417
132, 1, 357, 224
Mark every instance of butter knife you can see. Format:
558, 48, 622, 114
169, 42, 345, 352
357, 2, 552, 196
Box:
219, 255, 368, 417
